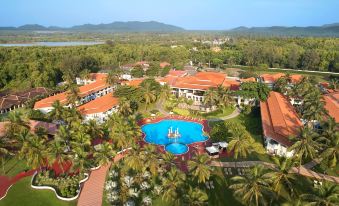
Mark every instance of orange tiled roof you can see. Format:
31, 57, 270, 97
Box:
78, 94, 119, 115
323, 91, 339, 123
160, 62, 171, 68
87, 73, 108, 81
34, 92, 68, 109
290, 74, 303, 84
122, 79, 144, 87
261, 73, 285, 83
34, 81, 109, 109
260, 91, 303, 146
222, 79, 241, 90
240, 77, 257, 83
170, 72, 227, 90
167, 69, 187, 77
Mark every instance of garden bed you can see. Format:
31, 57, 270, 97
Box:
31, 170, 88, 201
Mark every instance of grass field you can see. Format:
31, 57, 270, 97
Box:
0, 177, 76, 206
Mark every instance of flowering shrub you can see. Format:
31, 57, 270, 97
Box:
33, 170, 82, 198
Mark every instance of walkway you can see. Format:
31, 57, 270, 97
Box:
0, 169, 37, 200
210, 160, 339, 184
77, 153, 126, 206
155, 98, 169, 115
207, 108, 241, 122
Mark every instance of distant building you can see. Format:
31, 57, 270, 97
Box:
76, 73, 108, 85
78, 93, 119, 123
260, 91, 303, 157
0, 87, 49, 114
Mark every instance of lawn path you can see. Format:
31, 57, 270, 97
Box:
207, 108, 241, 122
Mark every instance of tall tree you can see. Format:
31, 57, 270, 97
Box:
188, 154, 213, 184
300, 183, 338, 206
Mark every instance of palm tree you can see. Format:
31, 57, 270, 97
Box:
142, 82, 156, 110
319, 118, 339, 168
118, 97, 133, 117
226, 122, 265, 159
265, 157, 298, 198
93, 142, 115, 166
85, 119, 104, 140
71, 146, 91, 173
0, 137, 13, 174
48, 100, 64, 121
188, 154, 213, 183
203, 88, 218, 109
288, 127, 322, 173
106, 69, 121, 86
274, 76, 289, 94
20, 135, 47, 169
300, 183, 338, 206
71, 130, 91, 151
6, 110, 30, 136
257, 82, 270, 101
46, 138, 69, 173
160, 84, 172, 100
217, 86, 233, 108
302, 88, 327, 127
123, 145, 144, 172
66, 83, 80, 107
229, 165, 273, 206
184, 186, 208, 206
329, 79, 338, 90
162, 167, 186, 204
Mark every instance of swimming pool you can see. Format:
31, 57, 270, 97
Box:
141, 119, 208, 155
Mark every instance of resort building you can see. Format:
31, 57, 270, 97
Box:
0, 87, 49, 114
260, 91, 303, 157
259, 73, 303, 88
323, 91, 339, 123
76, 73, 108, 85
34, 79, 114, 113
78, 93, 119, 123
0, 120, 58, 137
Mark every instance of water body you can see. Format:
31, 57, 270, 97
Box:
0, 41, 104, 47
141, 119, 208, 155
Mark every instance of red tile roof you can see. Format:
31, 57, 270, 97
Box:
160, 62, 171, 68
260, 91, 303, 146
323, 91, 339, 123
0, 120, 57, 137
87, 73, 108, 81
167, 69, 187, 77
290, 74, 303, 84
121, 78, 144, 87
78, 94, 119, 115
261, 73, 285, 83
34, 80, 109, 109
240, 77, 257, 83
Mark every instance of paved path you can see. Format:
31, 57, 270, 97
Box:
0, 169, 37, 200
155, 98, 169, 116
77, 153, 126, 206
207, 108, 241, 122
210, 160, 339, 184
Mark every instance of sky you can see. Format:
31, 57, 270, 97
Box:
0, 0, 338, 30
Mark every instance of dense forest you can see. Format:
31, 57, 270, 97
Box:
0, 36, 338, 91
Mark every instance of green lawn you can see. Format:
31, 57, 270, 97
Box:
201, 107, 235, 119
1, 156, 30, 177
0, 177, 76, 206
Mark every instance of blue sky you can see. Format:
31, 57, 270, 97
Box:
1, 0, 338, 30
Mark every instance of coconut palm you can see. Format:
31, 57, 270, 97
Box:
319, 118, 339, 168
142, 83, 156, 110
300, 183, 338, 206
160, 84, 172, 100
48, 100, 64, 121
118, 98, 133, 117
288, 127, 322, 173
6, 110, 30, 136
302, 88, 327, 127
20, 135, 47, 169
226, 122, 265, 159
123, 146, 144, 172
46, 138, 69, 173
274, 76, 289, 94
217, 86, 233, 108
188, 154, 213, 184
79, 69, 91, 80
85, 119, 104, 140
0, 137, 13, 174
141, 144, 161, 176
265, 157, 298, 198
162, 167, 186, 204
257, 82, 271, 101
229, 165, 273, 206
184, 186, 208, 206
106, 69, 121, 86
94, 142, 115, 166
203, 88, 218, 108
71, 130, 91, 151
71, 146, 91, 173
66, 83, 80, 107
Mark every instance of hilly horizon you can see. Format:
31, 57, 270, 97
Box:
0, 21, 339, 36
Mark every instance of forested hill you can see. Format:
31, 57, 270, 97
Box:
0, 21, 185, 32
228, 23, 339, 37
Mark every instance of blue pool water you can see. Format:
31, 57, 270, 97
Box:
141, 120, 208, 155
